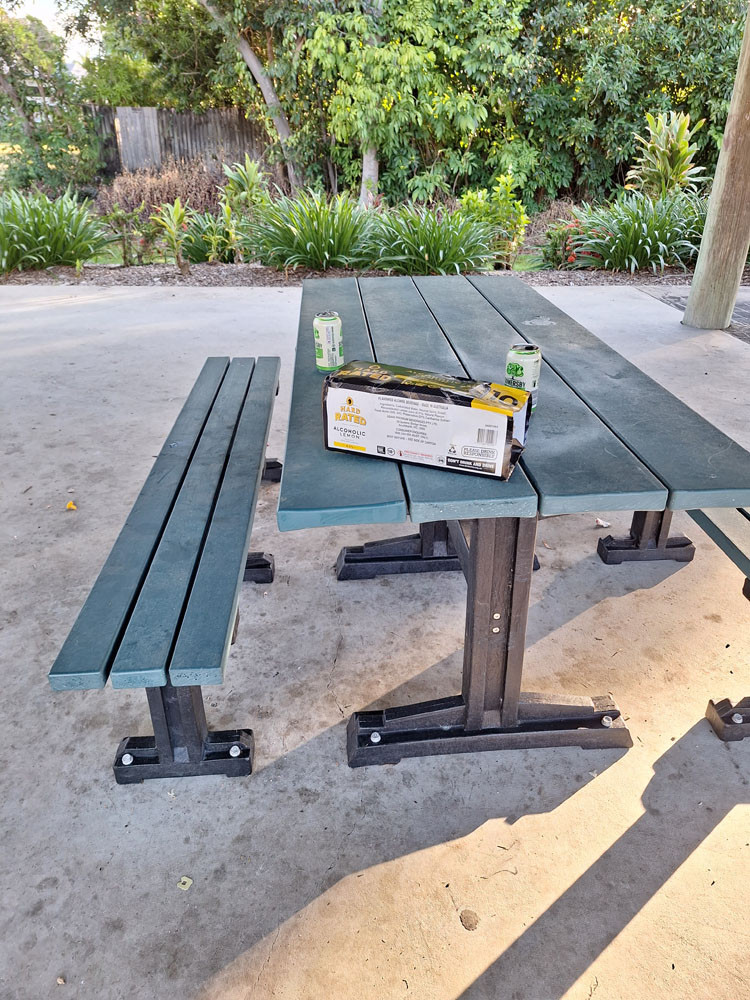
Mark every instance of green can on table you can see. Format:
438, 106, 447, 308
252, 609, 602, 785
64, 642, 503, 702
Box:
505, 343, 541, 411
314, 311, 344, 372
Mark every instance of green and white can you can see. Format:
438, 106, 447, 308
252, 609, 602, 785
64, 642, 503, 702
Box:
313, 311, 344, 372
505, 343, 541, 411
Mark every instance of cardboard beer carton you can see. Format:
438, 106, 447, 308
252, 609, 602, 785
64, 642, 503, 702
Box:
322, 360, 530, 480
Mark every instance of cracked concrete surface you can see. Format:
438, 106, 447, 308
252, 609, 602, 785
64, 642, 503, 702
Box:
1, 285, 749, 1000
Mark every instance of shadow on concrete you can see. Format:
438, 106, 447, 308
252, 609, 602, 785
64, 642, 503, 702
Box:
457, 723, 749, 999
184, 710, 629, 998
527, 547, 683, 648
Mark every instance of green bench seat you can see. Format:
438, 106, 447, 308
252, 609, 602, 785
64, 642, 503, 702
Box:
48, 356, 280, 782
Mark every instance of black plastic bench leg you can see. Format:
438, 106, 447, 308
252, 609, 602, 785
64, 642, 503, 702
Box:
705, 698, 750, 742
113, 683, 253, 783
262, 459, 282, 482
597, 510, 695, 564
244, 552, 275, 583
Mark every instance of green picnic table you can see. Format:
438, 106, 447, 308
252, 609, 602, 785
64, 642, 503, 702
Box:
278, 275, 750, 766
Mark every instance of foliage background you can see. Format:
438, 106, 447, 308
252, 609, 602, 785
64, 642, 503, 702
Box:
1, 0, 747, 203
0, 10, 101, 192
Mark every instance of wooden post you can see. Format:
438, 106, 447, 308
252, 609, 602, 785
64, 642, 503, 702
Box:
683, 5, 750, 329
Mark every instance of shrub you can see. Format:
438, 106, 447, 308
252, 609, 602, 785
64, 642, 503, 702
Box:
183, 204, 242, 264
458, 174, 528, 267
626, 112, 705, 197
0, 189, 111, 272
222, 155, 269, 214
96, 157, 223, 218
538, 218, 585, 269
244, 190, 372, 270
100, 201, 152, 267
368, 206, 496, 275
562, 193, 702, 272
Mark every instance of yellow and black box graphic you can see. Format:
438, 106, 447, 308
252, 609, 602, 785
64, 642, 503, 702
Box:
322, 360, 530, 479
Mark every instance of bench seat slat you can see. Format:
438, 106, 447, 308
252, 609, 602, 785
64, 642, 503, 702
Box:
688, 508, 750, 579
414, 276, 668, 516
109, 359, 256, 689
470, 275, 750, 510
277, 277, 407, 531
48, 357, 230, 691
169, 357, 280, 686
357, 277, 539, 521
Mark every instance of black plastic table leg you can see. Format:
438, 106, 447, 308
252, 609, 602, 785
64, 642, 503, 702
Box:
113, 683, 253, 783
348, 516, 631, 766
597, 510, 695, 564
336, 520, 463, 580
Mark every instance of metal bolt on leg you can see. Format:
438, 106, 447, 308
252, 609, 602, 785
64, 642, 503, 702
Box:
229, 745, 242, 758
370, 732, 381, 744
121, 753, 134, 766
601, 715, 613, 729
732, 712, 745, 725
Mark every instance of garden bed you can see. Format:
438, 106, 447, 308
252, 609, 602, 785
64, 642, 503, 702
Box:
4, 261, 750, 287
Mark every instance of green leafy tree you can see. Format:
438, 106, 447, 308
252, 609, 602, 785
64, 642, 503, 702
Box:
0, 11, 100, 192
500, 0, 745, 201
306, 0, 524, 203
63, 0, 747, 203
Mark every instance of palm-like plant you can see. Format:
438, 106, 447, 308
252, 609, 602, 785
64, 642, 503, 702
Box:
625, 112, 705, 197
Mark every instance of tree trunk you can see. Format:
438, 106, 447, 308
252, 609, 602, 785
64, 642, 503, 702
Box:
0, 72, 35, 140
359, 146, 379, 206
683, 4, 750, 329
196, 0, 299, 191
358, 0, 383, 206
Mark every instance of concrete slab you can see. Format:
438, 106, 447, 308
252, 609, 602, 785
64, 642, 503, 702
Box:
1, 285, 749, 1000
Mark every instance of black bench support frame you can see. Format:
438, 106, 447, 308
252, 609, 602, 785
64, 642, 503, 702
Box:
346, 517, 631, 765
114, 682, 253, 784
597, 510, 695, 564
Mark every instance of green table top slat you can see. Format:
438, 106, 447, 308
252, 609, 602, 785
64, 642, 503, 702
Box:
48, 357, 230, 691
414, 276, 668, 516
357, 276, 538, 521
169, 357, 280, 686
109, 358, 256, 688
688, 507, 750, 578
277, 277, 407, 531
470, 275, 750, 510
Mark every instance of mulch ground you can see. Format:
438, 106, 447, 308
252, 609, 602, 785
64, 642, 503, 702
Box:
3, 260, 750, 288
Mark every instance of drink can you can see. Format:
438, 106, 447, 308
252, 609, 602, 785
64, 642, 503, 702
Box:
504, 343, 541, 411
313, 311, 344, 372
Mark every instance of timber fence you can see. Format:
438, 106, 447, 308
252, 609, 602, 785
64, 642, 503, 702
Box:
88, 106, 268, 176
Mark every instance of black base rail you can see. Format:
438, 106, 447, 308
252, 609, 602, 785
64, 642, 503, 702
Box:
114, 683, 253, 784
336, 520, 463, 580
598, 510, 695, 564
